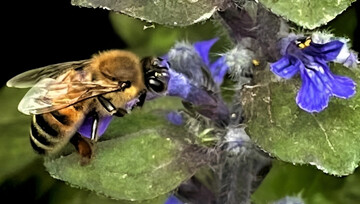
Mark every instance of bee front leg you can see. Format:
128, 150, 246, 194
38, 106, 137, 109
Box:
98, 95, 117, 114
70, 132, 94, 165
113, 108, 128, 117
90, 113, 99, 141
97, 95, 128, 117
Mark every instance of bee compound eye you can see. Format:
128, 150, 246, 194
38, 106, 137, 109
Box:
148, 78, 166, 93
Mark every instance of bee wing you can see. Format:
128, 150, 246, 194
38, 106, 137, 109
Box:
17, 67, 121, 115
7, 60, 90, 88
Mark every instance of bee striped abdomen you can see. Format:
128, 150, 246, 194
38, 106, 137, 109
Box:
30, 114, 59, 154
50, 110, 72, 125
29, 105, 86, 155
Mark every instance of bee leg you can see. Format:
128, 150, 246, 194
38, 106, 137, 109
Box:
98, 95, 129, 117
135, 90, 147, 108
70, 133, 93, 165
98, 95, 116, 113
113, 108, 128, 117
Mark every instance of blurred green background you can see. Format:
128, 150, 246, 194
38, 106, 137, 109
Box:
1, 0, 359, 203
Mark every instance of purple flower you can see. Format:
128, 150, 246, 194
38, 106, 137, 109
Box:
193, 38, 229, 84
161, 39, 230, 125
271, 35, 357, 113
166, 111, 184, 126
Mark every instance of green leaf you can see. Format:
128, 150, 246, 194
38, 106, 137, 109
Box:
45, 128, 192, 201
242, 64, 360, 176
0, 87, 38, 183
44, 98, 195, 201
259, 0, 356, 30
71, 0, 218, 26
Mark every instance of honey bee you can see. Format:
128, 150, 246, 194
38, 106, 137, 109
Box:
7, 50, 169, 164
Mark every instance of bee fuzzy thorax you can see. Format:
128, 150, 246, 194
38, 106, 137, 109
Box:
92, 50, 145, 87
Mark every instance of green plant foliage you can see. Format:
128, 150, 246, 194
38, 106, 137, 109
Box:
0, 87, 37, 183
71, 0, 218, 26
252, 161, 360, 204
242, 64, 360, 176
44, 97, 196, 201
259, 0, 356, 29
109, 13, 231, 57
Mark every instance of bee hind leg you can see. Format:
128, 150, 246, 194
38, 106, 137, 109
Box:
70, 133, 94, 165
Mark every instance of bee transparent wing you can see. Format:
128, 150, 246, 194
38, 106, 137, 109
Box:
18, 68, 121, 115
7, 60, 90, 88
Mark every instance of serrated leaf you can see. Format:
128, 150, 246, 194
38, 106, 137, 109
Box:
259, 0, 356, 30
71, 0, 218, 26
242, 65, 360, 176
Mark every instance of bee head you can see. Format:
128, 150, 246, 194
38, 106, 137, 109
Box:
141, 57, 170, 94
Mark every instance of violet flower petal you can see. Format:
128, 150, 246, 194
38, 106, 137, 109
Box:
77, 115, 113, 139
167, 69, 191, 99
209, 56, 229, 84
272, 35, 357, 113
314, 58, 357, 99
341, 52, 359, 68
193, 38, 219, 66
167, 69, 229, 124
303, 40, 343, 61
330, 75, 357, 99
164, 195, 183, 204
166, 111, 184, 126
296, 64, 331, 113
160, 40, 230, 125
270, 55, 301, 79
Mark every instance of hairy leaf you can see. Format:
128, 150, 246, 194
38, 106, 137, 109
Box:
44, 98, 198, 201
242, 64, 360, 176
259, 0, 356, 29
71, 0, 218, 26
45, 128, 193, 200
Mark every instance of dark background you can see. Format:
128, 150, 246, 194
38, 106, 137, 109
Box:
2, 0, 126, 86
